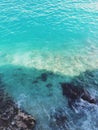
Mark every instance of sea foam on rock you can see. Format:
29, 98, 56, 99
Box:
50, 108, 69, 130
60, 82, 97, 111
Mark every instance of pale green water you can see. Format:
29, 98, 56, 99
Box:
0, 0, 98, 130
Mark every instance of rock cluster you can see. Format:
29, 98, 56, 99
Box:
0, 88, 35, 130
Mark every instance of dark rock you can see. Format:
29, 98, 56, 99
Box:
60, 82, 97, 109
61, 83, 83, 99
32, 80, 38, 84
0, 88, 36, 130
81, 89, 96, 104
41, 73, 48, 81
46, 83, 52, 88
14, 110, 35, 130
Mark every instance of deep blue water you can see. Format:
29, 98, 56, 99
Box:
0, 0, 98, 130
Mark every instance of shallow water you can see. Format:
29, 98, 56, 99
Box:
0, 0, 98, 130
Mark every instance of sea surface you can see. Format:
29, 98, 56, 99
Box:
0, 0, 98, 130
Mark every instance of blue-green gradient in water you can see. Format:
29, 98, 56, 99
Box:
0, 0, 98, 130
0, 0, 98, 75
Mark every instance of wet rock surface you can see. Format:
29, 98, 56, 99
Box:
0, 88, 35, 130
61, 82, 97, 110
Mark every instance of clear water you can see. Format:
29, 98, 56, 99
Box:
0, 0, 98, 130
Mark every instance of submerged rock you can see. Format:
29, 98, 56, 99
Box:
60, 82, 97, 109
41, 73, 48, 81
50, 108, 69, 130
46, 83, 52, 88
0, 88, 35, 130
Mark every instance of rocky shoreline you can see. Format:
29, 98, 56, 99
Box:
0, 68, 98, 130
0, 87, 36, 130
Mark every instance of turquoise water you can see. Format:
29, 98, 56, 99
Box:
0, 0, 98, 130
0, 0, 98, 75
1, 0, 98, 49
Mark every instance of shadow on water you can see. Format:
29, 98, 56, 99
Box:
0, 64, 98, 130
